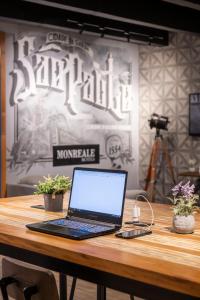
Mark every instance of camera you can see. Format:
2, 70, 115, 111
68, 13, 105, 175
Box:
148, 113, 169, 131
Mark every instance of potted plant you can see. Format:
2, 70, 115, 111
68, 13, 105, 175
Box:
35, 175, 71, 211
170, 181, 199, 233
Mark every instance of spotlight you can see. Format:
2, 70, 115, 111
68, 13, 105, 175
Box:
148, 113, 169, 131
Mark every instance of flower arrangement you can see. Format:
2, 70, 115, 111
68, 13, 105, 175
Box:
35, 175, 71, 195
170, 181, 199, 216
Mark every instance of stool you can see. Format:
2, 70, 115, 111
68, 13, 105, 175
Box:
0, 257, 59, 300
0, 257, 77, 300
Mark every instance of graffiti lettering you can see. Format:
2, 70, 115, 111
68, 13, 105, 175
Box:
10, 35, 133, 119
11, 36, 36, 104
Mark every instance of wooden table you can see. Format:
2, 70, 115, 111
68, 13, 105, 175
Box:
0, 195, 200, 300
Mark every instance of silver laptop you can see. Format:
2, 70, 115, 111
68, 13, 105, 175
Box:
26, 167, 127, 240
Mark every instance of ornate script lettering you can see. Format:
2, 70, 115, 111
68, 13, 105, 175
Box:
10, 34, 133, 119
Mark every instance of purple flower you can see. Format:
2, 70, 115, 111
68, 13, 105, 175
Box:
171, 181, 183, 197
172, 181, 195, 198
180, 181, 195, 198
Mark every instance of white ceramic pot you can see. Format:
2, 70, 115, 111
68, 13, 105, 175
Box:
173, 214, 195, 234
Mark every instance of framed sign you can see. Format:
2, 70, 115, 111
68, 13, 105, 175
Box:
53, 144, 100, 166
189, 93, 200, 136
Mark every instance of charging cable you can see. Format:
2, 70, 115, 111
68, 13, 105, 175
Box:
137, 194, 155, 229
125, 194, 155, 230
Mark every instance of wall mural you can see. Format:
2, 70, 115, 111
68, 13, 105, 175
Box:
6, 30, 138, 189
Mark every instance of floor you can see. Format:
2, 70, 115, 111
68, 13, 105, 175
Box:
0, 256, 143, 300
64, 276, 141, 300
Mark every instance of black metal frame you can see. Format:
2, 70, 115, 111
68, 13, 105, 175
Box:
0, 243, 199, 300
0, 276, 38, 300
0, 277, 18, 300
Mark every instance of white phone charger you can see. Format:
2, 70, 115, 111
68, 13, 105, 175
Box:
133, 204, 140, 222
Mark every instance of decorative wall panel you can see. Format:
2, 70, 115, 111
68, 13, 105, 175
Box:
139, 32, 200, 200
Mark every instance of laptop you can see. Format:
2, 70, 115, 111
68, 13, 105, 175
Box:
26, 167, 128, 240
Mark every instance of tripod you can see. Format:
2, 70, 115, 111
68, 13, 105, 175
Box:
145, 129, 176, 202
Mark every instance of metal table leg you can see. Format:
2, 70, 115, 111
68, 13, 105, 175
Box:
69, 277, 77, 300
97, 285, 106, 300
59, 273, 67, 300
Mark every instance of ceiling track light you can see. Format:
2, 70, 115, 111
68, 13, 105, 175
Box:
77, 23, 84, 34
124, 31, 130, 42
65, 19, 168, 46
99, 27, 105, 38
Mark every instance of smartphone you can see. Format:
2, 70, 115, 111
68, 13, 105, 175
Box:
125, 221, 154, 226
30, 205, 45, 209
115, 229, 152, 239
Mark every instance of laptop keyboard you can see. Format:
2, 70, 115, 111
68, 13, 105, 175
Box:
48, 219, 113, 233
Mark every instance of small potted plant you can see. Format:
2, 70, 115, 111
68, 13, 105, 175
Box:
170, 181, 199, 233
35, 175, 71, 211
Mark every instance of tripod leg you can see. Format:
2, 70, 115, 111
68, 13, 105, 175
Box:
145, 139, 160, 190
145, 138, 161, 201
162, 141, 176, 184
145, 145, 156, 191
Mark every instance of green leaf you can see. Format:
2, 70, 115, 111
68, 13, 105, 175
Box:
34, 175, 71, 195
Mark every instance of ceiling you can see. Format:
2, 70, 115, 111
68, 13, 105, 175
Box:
0, 0, 200, 46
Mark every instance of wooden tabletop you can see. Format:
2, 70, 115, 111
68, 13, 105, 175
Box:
0, 195, 200, 298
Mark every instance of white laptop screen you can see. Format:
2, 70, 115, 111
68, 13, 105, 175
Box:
68, 168, 127, 224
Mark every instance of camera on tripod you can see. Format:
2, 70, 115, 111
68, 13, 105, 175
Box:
145, 113, 175, 201
148, 113, 169, 131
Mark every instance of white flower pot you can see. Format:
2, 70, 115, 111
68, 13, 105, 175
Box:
173, 215, 195, 234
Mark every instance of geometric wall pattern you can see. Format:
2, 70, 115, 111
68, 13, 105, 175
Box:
139, 32, 200, 201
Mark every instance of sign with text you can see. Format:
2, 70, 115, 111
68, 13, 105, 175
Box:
53, 145, 100, 166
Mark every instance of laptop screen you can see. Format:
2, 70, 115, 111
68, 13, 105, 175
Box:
68, 167, 127, 225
